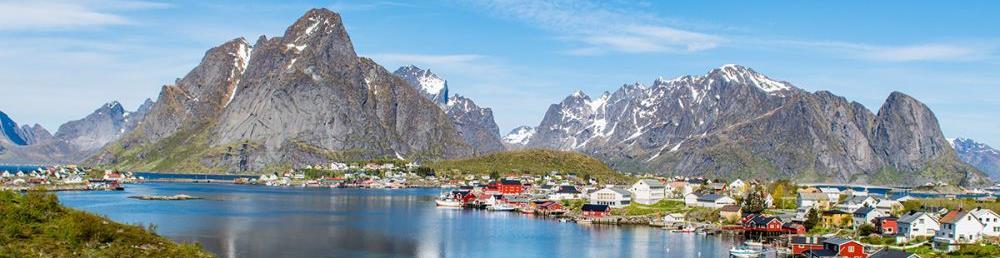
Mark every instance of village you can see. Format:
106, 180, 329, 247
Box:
0, 165, 137, 191
427, 174, 1000, 257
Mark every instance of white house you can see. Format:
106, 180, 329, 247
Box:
934, 209, 985, 251
837, 195, 877, 212
630, 179, 666, 205
971, 207, 1000, 237
589, 186, 632, 208
694, 194, 736, 208
853, 206, 886, 228
898, 212, 939, 240
548, 185, 583, 200
874, 198, 903, 214
797, 192, 830, 210
663, 213, 685, 224
819, 187, 841, 203
684, 193, 701, 207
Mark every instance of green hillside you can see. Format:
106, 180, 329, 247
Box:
0, 190, 212, 257
427, 149, 634, 184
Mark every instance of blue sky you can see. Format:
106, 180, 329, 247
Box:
1, 0, 999, 146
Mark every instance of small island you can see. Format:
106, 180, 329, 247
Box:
129, 194, 203, 201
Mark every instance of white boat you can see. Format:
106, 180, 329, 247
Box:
744, 241, 765, 247
487, 203, 516, 211
435, 198, 462, 207
728, 246, 762, 257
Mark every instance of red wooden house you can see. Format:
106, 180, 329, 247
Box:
803, 237, 867, 258
790, 236, 826, 255
581, 204, 610, 218
874, 216, 898, 236
488, 179, 525, 194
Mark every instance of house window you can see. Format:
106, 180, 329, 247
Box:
919, 219, 924, 223
848, 246, 854, 252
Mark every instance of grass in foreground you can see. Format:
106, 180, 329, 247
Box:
0, 190, 212, 257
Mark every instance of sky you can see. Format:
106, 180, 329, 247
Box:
1, 0, 999, 146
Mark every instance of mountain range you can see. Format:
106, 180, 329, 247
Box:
0, 100, 153, 164
951, 138, 1000, 181
1, 8, 993, 187
504, 65, 989, 186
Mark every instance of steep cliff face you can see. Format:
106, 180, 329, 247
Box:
520, 65, 988, 186
444, 95, 504, 155
93, 9, 471, 172
392, 65, 504, 155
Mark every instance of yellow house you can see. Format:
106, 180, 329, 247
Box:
720, 204, 743, 222
821, 210, 852, 228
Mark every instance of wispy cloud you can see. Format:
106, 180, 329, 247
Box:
754, 38, 994, 62
0, 0, 168, 31
465, 0, 722, 55
372, 53, 486, 67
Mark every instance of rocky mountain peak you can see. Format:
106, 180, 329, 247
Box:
951, 137, 1000, 181
19, 124, 53, 145
503, 126, 535, 145
706, 64, 795, 94
0, 111, 28, 145
393, 65, 448, 105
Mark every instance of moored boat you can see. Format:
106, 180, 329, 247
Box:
728, 246, 762, 257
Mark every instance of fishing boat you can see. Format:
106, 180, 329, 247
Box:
434, 193, 462, 207
487, 203, 516, 211
743, 240, 765, 248
671, 225, 696, 233
728, 246, 762, 257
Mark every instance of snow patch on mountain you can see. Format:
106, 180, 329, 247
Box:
503, 126, 535, 145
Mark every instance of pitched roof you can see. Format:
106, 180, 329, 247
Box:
555, 185, 581, 194
869, 249, 917, 258
720, 204, 741, 212
790, 236, 827, 245
823, 209, 850, 215
799, 192, 829, 201
939, 209, 972, 224
822, 237, 852, 246
697, 193, 730, 202
638, 179, 665, 188
854, 206, 876, 216
898, 212, 936, 224
581, 204, 609, 212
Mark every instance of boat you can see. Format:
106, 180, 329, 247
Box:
434, 193, 463, 207
487, 203, 516, 211
728, 246, 762, 257
744, 241, 765, 247
577, 218, 593, 224
671, 225, 696, 233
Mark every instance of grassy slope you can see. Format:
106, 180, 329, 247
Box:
0, 190, 212, 257
426, 149, 634, 184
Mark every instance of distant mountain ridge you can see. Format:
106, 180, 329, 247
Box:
0, 100, 153, 164
506, 64, 988, 186
951, 138, 1000, 181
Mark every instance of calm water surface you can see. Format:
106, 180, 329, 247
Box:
57, 183, 740, 258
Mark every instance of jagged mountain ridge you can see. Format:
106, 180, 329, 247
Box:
951, 138, 1000, 181
516, 64, 988, 186
92, 9, 472, 172
0, 100, 153, 164
392, 66, 504, 155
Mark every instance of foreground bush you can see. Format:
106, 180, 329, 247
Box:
0, 190, 212, 257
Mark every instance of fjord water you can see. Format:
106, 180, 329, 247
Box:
57, 183, 737, 258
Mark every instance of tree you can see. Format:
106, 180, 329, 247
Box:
857, 223, 876, 236
489, 171, 501, 180
742, 185, 768, 214
804, 208, 820, 229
